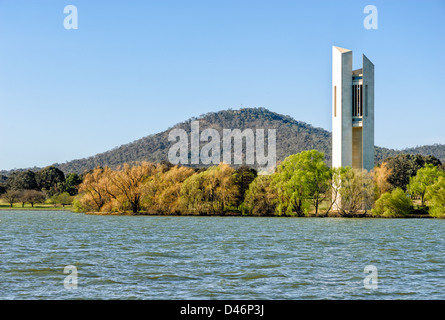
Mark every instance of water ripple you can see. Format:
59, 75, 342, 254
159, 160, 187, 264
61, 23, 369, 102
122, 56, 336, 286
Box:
0, 211, 444, 299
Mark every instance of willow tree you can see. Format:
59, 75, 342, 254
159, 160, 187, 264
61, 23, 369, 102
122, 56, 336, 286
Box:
180, 171, 208, 215
143, 165, 194, 214
272, 150, 330, 216
180, 163, 238, 215
108, 162, 156, 213
407, 164, 444, 206
425, 176, 445, 217
242, 174, 277, 216
77, 166, 113, 212
337, 167, 374, 216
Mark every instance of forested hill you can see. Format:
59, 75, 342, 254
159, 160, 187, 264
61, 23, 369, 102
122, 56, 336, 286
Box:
52, 108, 332, 173
3, 108, 445, 175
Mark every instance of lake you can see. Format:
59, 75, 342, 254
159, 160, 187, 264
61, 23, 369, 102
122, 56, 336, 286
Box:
0, 211, 443, 299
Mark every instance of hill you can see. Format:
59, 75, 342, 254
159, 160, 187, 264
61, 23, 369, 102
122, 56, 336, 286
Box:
2, 108, 444, 175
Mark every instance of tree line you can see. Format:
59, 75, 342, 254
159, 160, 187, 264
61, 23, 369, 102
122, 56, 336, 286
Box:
1, 151, 444, 217
71, 151, 444, 217
0, 166, 82, 208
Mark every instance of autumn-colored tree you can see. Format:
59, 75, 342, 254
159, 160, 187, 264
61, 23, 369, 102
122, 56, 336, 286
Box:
143, 165, 194, 214
77, 166, 113, 212
107, 162, 156, 213
373, 162, 393, 198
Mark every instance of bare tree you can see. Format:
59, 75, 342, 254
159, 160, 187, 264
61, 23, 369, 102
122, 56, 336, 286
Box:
2, 190, 22, 208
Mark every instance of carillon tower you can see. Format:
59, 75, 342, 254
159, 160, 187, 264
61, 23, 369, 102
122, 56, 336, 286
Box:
332, 46, 374, 171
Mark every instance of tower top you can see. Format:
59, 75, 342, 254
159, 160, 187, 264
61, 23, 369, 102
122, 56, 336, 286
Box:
333, 46, 351, 53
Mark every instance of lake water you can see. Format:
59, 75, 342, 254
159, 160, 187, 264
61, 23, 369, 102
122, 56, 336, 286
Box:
0, 211, 443, 300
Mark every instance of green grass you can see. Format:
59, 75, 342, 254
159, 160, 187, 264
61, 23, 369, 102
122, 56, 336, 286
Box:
0, 200, 73, 211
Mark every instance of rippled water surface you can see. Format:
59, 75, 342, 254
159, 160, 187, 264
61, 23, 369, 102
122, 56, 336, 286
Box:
0, 211, 444, 299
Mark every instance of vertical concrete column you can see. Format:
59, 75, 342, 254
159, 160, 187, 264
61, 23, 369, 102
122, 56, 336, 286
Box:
362, 54, 375, 171
332, 46, 353, 168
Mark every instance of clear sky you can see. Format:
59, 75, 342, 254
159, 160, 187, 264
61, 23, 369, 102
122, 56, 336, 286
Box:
0, 0, 444, 171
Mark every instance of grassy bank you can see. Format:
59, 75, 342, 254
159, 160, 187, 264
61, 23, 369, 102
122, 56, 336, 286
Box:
0, 200, 73, 211
0, 200, 435, 218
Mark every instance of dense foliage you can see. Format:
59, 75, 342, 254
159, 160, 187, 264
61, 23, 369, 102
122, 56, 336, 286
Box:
0, 166, 82, 208
68, 150, 444, 218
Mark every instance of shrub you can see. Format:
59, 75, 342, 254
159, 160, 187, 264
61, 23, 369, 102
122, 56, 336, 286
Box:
425, 176, 445, 218
372, 188, 412, 217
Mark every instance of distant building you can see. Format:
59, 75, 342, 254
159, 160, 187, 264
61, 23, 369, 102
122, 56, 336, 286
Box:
332, 46, 374, 171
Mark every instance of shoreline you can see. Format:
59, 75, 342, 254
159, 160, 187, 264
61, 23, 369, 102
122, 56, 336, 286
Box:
83, 211, 434, 219
0, 207, 436, 218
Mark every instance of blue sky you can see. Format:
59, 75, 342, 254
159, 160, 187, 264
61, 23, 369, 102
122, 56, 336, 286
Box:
0, 0, 444, 171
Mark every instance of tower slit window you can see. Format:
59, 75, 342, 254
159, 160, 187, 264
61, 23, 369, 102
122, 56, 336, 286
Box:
352, 84, 363, 117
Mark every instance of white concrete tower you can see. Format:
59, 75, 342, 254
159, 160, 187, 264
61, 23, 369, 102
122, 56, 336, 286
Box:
332, 46, 374, 171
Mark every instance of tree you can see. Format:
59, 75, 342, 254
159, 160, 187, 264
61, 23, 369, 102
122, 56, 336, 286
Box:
324, 166, 348, 215
383, 154, 441, 190
242, 175, 277, 216
304, 151, 331, 214
425, 176, 445, 218
21, 190, 46, 207
272, 150, 330, 216
2, 190, 21, 207
63, 173, 83, 195
5, 170, 38, 191
372, 162, 393, 198
208, 163, 239, 213
143, 165, 194, 214
407, 164, 444, 206
337, 168, 374, 216
47, 194, 59, 207
107, 162, 156, 213
180, 171, 207, 215
233, 166, 257, 207
372, 188, 413, 217
180, 163, 238, 215
57, 192, 73, 207
77, 166, 113, 212
36, 166, 65, 195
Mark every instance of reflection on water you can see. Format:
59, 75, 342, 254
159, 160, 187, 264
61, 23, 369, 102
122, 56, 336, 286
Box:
0, 211, 444, 299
